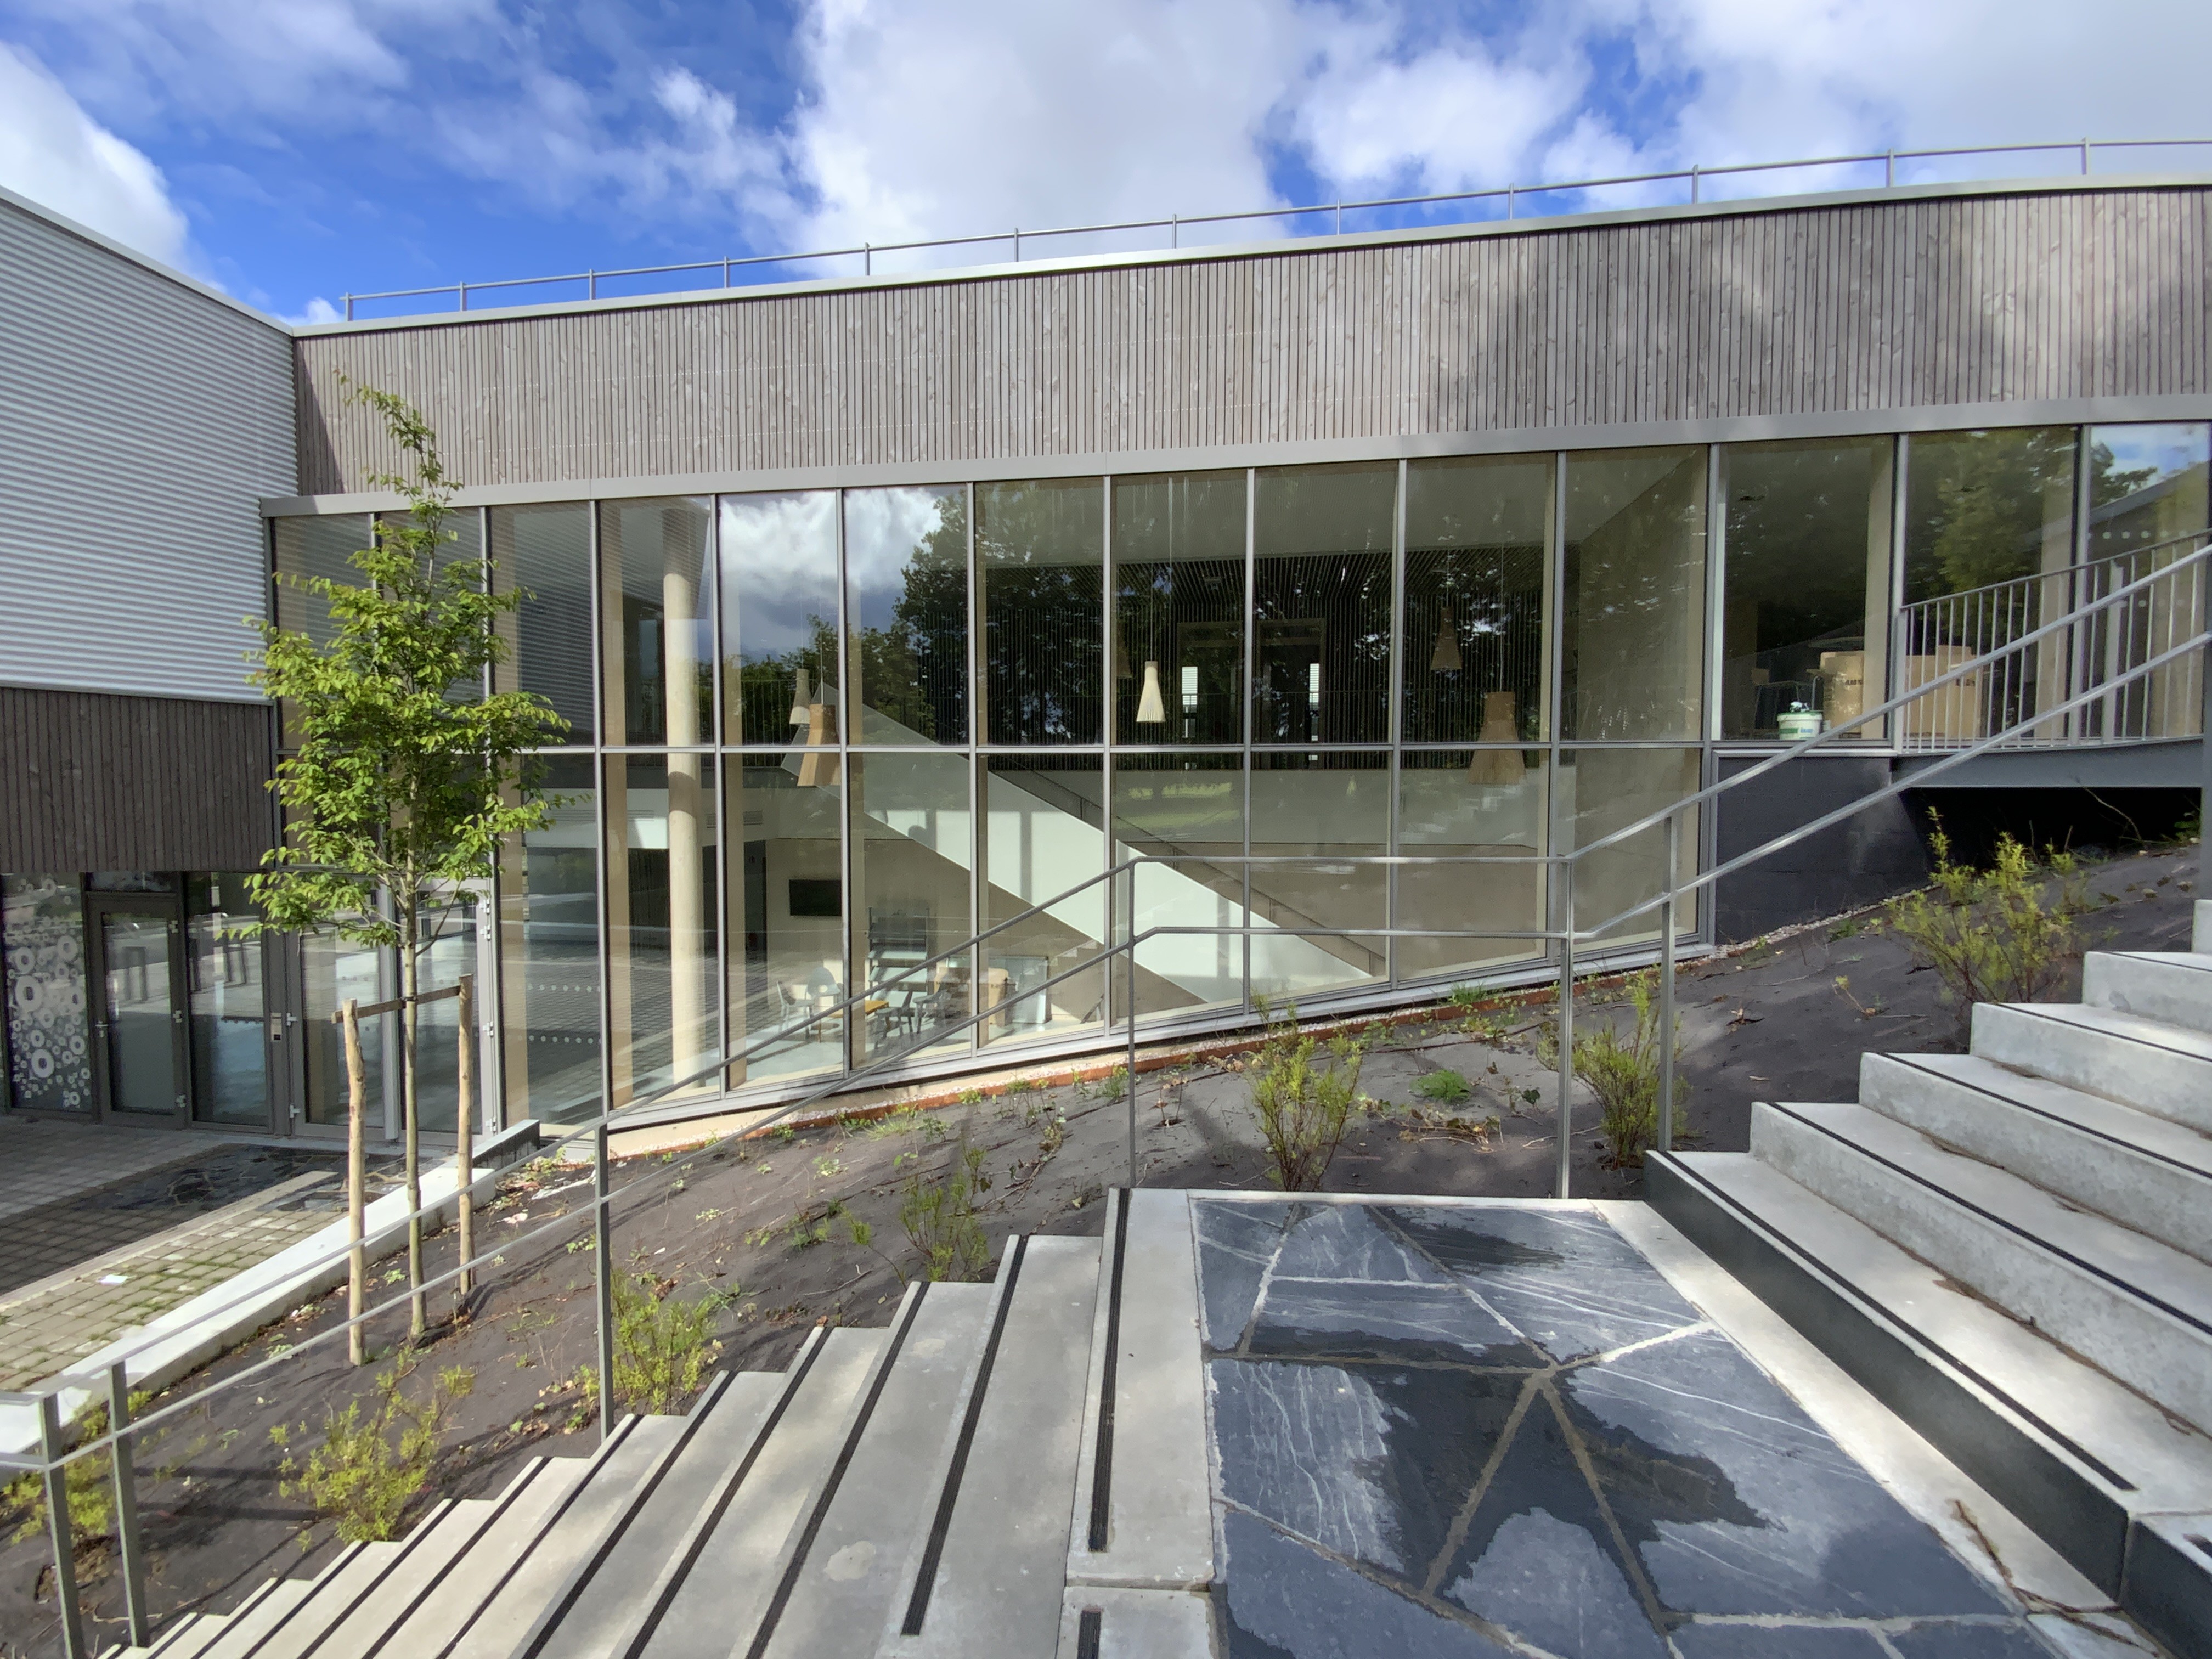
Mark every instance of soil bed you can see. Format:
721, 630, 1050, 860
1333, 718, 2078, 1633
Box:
1, 839, 2196, 1658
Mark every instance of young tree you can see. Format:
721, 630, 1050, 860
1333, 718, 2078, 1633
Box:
247, 384, 567, 1338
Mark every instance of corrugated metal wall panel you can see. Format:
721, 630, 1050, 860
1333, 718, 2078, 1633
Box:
294, 188, 2212, 496
1, 198, 295, 703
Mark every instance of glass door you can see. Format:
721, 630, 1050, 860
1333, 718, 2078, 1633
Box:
87, 898, 189, 1125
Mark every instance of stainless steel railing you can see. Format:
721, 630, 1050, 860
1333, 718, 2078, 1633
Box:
5, 533, 2207, 1657
1896, 527, 2210, 749
332, 137, 2212, 320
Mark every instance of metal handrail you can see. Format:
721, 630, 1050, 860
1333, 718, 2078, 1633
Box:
335, 137, 2212, 319
9, 541, 2209, 1658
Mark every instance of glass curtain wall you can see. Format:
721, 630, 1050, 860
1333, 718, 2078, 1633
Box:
1721, 438, 1893, 740
1901, 428, 2076, 740
1112, 754, 1245, 1018
726, 759, 845, 1086
721, 493, 841, 748
1404, 455, 1551, 744
979, 478, 1104, 744
498, 755, 600, 1125
2084, 424, 2211, 738
605, 754, 719, 1108
1254, 464, 1395, 742
2, 873, 92, 1114
601, 498, 715, 747
184, 873, 270, 1127
846, 486, 969, 744
1397, 752, 1548, 981
981, 757, 1107, 1045
848, 752, 973, 1063
1562, 447, 1708, 740
1248, 752, 1391, 999
1113, 473, 1245, 744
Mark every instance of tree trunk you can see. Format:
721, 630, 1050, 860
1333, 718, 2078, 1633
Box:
341, 998, 368, 1366
402, 893, 425, 1340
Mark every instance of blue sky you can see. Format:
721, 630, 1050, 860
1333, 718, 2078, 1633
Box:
3, 0, 2208, 324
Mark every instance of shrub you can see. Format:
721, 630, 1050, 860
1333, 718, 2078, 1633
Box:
900, 1145, 995, 1281
276, 1358, 473, 1543
1244, 999, 1369, 1192
1414, 1069, 1470, 1103
1541, 969, 1685, 1168
610, 1272, 723, 1415
1887, 819, 2088, 1040
3, 1393, 147, 1551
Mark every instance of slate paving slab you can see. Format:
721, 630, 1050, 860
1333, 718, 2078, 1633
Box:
1197, 1197, 2058, 1658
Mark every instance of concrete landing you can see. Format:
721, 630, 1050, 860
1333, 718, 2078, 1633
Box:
1192, 1195, 2109, 1658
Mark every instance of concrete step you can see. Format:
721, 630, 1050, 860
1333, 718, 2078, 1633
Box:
193, 1579, 317, 1659
296, 1499, 493, 1659
138, 1611, 225, 1658
753, 1282, 994, 1659
1646, 1149, 2212, 1658
1859, 1051, 2212, 1265
1065, 1190, 1213, 1596
884, 1233, 1103, 1659
1972, 1002, 2212, 1135
605, 1324, 886, 1659
253, 1542, 400, 1659
364, 1454, 586, 1657
443, 1414, 685, 1659
2083, 949, 2212, 1036
2195, 899, 2211, 953
1751, 1099, 2212, 1432
1055, 1587, 1215, 1657
518, 1369, 789, 1659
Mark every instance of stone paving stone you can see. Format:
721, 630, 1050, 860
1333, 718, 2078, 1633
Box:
1197, 1198, 2046, 1659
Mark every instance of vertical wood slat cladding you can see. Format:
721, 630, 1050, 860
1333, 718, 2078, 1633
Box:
294, 189, 2212, 496
0, 687, 273, 873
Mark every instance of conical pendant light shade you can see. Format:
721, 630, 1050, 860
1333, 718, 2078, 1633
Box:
1430, 606, 1463, 673
1135, 660, 1167, 725
789, 666, 811, 725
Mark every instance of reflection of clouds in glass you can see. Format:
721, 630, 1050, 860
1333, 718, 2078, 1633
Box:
2097, 423, 2209, 487
846, 486, 954, 601
720, 492, 838, 659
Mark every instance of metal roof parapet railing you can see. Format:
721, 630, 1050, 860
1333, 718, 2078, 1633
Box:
7, 542, 2209, 1658
336, 137, 2212, 319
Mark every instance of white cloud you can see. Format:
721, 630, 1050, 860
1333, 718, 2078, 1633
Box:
0, 42, 189, 263
289, 295, 345, 324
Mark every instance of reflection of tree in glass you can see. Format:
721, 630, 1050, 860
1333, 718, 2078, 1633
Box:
854, 493, 967, 742
734, 615, 838, 742
2088, 439, 2160, 511
1918, 428, 2075, 596
980, 482, 1103, 744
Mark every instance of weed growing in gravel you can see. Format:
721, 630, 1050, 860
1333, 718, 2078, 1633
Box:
900, 1144, 995, 1281
1887, 819, 2090, 1040
1540, 969, 1684, 1167
3, 1392, 149, 1551
600, 1270, 723, 1415
1244, 998, 1369, 1191
1414, 1069, 1471, 1103
274, 1357, 474, 1543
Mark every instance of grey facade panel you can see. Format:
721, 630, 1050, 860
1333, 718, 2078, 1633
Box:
291, 187, 2211, 498
0, 686, 274, 872
1, 192, 297, 704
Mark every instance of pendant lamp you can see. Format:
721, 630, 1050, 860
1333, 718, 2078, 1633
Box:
1430, 606, 1463, 673
1135, 660, 1167, 725
789, 666, 811, 725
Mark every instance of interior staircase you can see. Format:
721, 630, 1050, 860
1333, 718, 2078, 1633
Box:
1649, 900, 2212, 1658
116, 1192, 1214, 1659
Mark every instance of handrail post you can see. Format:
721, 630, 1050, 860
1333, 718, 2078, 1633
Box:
456, 974, 476, 1307
1555, 862, 1575, 1201
1885, 150, 1895, 188
38, 1391, 85, 1659
1690, 164, 1701, 204
1657, 814, 1678, 1155
108, 1361, 148, 1649
2200, 607, 2212, 839
593, 1116, 616, 1441
1125, 866, 1139, 1190
342, 293, 353, 321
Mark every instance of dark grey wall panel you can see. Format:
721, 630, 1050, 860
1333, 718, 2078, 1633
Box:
0, 686, 274, 873
1713, 756, 1928, 943
294, 186, 2211, 496
1, 188, 296, 702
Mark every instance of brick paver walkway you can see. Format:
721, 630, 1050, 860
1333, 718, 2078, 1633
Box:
0, 1205, 336, 1390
